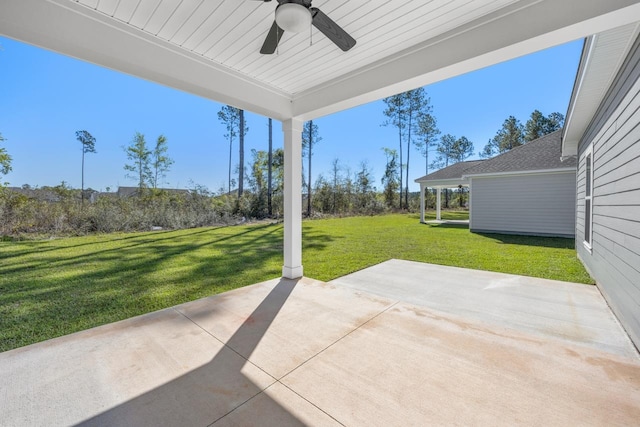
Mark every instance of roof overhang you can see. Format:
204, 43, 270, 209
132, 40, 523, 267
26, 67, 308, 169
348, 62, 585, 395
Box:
2, 0, 640, 122
415, 178, 469, 189
464, 167, 576, 179
562, 22, 640, 157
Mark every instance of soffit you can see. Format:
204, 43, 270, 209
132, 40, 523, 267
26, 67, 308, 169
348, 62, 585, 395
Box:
73, 0, 520, 95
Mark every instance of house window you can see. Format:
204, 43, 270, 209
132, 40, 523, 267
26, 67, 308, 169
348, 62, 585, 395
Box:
584, 147, 593, 249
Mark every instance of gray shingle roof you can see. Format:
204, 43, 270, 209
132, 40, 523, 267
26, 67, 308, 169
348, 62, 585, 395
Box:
464, 130, 576, 175
415, 160, 485, 182
415, 130, 575, 184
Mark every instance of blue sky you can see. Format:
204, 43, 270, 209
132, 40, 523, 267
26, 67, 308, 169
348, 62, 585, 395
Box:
0, 36, 582, 193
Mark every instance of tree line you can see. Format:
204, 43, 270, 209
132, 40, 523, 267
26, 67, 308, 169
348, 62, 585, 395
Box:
0, 93, 565, 237
479, 110, 564, 157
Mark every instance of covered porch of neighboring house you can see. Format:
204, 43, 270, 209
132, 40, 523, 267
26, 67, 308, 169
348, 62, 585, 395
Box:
419, 181, 470, 224
415, 160, 483, 224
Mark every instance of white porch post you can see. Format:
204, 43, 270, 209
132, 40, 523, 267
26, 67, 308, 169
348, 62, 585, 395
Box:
436, 187, 442, 221
282, 118, 304, 279
419, 183, 426, 223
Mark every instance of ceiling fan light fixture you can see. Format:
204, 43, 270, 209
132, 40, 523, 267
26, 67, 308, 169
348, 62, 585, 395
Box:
275, 3, 311, 33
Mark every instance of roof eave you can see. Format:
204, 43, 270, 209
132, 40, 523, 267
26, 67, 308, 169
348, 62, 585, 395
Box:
414, 177, 470, 187
562, 36, 592, 157
561, 23, 640, 156
464, 167, 576, 179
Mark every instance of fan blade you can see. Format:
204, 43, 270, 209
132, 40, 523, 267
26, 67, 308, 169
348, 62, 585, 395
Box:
260, 21, 284, 54
311, 7, 356, 52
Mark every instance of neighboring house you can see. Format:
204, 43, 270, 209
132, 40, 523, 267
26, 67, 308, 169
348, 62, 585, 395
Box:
6, 186, 62, 202
117, 187, 141, 198
466, 131, 576, 237
562, 23, 640, 349
116, 186, 190, 198
415, 130, 577, 237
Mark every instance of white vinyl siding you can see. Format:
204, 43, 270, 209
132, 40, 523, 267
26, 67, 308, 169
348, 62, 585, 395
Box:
576, 38, 640, 348
470, 172, 576, 237
583, 147, 593, 250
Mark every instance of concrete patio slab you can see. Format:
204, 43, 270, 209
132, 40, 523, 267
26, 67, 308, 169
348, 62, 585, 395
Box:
1, 260, 639, 426
330, 259, 637, 358
282, 301, 640, 426
215, 382, 340, 427
0, 306, 275, 426
175, 276, 394, 379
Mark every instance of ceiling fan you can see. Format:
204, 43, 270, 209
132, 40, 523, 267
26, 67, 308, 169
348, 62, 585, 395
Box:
252, 0, 356, 54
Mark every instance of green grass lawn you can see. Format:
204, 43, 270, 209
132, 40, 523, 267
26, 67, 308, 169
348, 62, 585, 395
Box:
0, 212, 591, 352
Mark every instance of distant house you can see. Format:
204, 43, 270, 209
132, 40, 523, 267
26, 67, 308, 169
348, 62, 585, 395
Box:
561, 24, 640, 349
415, 130, 577, 237
6, 186, 62, 202
116, 186, 190, 198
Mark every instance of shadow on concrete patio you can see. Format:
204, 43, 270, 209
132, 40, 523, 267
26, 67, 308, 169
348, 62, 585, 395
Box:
76, 279, 306, 426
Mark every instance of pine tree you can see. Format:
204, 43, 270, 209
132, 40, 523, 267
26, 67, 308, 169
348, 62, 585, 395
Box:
75, 130, 96, 204
381, 147, 399, 208
524, 110, 566, 142
431, 134, 457, 170
384, 89, 438, 208
123, 132, 151, 191
543, 112, 564, 134
481, 115, 524, 157
404, 88, 436, 208
238, 109, 246, 197
267, 118, 273, 217
217, 106, 240, 193
451, 136, 474, 163
0, 132, 12, 184
302, 120, 322, 216
150, 135, 173, 189
432, 134, 472, 208
524, 110, 546, 142
382, 94, 405, 209
415, 108, 440, 175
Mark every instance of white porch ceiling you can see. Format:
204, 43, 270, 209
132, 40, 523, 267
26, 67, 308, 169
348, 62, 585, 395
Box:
2, 0, 640, 121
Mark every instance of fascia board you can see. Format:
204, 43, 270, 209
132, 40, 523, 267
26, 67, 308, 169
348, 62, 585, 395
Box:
464, 167, 576, 179
562, 36, 595, 157
414, 178, 469, 187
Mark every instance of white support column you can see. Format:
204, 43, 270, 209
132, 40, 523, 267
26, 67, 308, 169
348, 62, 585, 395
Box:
282, 118, 304, 279
419, 183, 426, 223
436, 187, 442, 221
